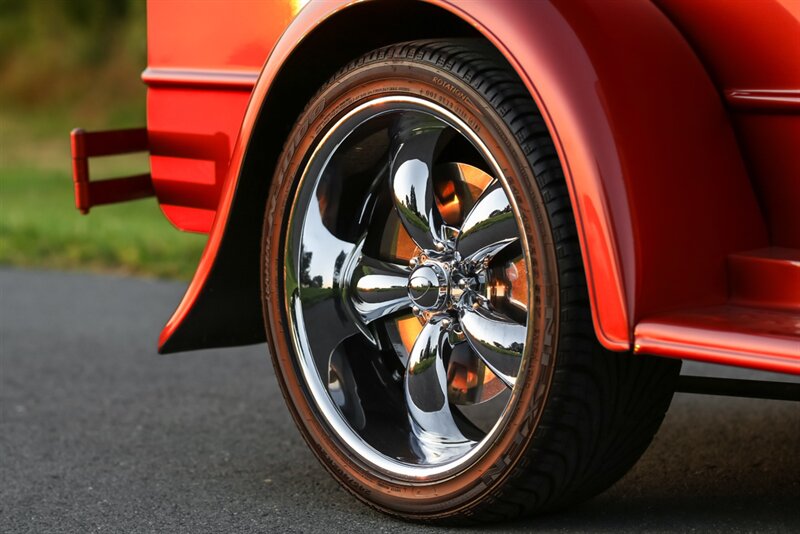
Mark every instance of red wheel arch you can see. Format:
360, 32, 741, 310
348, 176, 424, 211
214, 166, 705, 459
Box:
158, 0, 765, 355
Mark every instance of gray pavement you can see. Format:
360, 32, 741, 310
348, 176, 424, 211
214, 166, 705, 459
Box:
1, 268, 798, 533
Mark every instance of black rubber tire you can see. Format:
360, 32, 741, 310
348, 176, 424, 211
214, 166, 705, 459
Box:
262, 38, 681, 524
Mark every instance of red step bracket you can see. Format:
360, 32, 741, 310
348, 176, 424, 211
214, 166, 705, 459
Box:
70, 127, 155, 214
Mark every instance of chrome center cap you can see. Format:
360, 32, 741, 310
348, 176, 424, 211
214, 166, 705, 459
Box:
407, 263, 448, 310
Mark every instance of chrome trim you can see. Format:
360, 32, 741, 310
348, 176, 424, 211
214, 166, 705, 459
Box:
141, 67, 259, 90
725, 89, 800, 112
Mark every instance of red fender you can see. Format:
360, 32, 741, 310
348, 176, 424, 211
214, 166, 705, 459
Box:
158, 0, 765, 353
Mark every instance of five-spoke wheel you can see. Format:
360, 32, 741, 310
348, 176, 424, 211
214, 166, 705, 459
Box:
262, 40, 679, 523
285, 101, 529, 470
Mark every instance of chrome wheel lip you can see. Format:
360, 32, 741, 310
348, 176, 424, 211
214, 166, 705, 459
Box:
284, 96, 533, 480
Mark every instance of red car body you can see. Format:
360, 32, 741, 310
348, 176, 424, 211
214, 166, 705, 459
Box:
72, 0, 800, 374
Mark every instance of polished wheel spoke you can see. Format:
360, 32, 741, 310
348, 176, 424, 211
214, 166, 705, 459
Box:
389, 120, 449, 251
446, 341, 509, 405
405, 317, 475, 462
329, 348, 367, 430
287, 100, 530, 470
459, 303, 525, 388
289, 290, 361, 385
350, 254, 411, 323
456, 180, 519, 263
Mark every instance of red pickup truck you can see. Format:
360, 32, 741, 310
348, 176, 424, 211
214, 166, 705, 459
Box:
70, 0, 799, 523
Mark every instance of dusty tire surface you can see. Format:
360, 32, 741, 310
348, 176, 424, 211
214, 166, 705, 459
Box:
261, 39, 680, 524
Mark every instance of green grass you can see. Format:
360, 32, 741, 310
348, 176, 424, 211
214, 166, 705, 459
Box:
0, 1, 207, 280
0, 109, 208, 281
0, 165, 207, 280
0, 110, 207, 281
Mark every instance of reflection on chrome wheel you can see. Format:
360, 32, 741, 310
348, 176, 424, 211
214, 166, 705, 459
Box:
286, 99, 529, 471
262, 39, 680, 523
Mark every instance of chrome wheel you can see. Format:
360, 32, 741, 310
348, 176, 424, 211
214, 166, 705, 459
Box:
285, 97, 530, 476
267, 40, 681, 521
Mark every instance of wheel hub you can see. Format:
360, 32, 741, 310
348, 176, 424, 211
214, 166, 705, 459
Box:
407, 262, 449, 310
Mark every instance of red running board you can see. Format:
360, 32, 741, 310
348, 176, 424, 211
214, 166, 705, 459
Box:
635, 247, 800, 375
635, 305, 800, 375
70, 128, 154, 214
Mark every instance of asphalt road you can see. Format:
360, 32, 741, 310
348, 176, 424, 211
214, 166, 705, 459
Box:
1, 269, 798, 533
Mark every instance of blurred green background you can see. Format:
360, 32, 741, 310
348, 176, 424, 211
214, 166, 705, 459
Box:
0, 0, 206, 280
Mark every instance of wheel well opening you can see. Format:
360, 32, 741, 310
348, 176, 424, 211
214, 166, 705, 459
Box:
172, 0, 480, 352
161, 1, 487, 353
251, 1, 482, 171
241, 2, 484, 220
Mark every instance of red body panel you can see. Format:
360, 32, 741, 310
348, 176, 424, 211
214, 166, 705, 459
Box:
656, 0, 800, 249
731, 113, 800, 248
655, 0, 800, 88
728, 248, 800, 312
145, 0, 293, 232
635, 306, 800, 375
143, 0, 800, 373
147, 87, 251, 231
